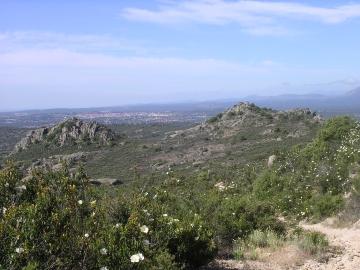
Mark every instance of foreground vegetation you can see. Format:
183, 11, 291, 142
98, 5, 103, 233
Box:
1, 116, 360, 269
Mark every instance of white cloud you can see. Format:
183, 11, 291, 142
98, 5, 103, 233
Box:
1, 47, 358, 110
0, 47, 284, 109
122, 0, 360, 35
0, 29, 358, 109
0, 48, 270, 80
0, 47, 353, 90
0, 31, 149, 54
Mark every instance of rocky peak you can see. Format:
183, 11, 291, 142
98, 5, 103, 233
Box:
207, 102, 321, 125
14, 118, 115, 152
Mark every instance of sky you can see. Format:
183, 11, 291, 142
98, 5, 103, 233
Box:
1, 0, 360, 111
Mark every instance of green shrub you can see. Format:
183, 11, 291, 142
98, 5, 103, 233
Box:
247, 229, 284, 249
216, 196, 285, 242
0, 165, 216, 269
317, 116, 355, 143
233, 229, 284, 260
296, 231, 328, 255
248, 230, 268, 248
207, 113, 223, 123
308, 194, 344, 221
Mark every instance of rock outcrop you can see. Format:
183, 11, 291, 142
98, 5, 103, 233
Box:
14, 118, 115, 152
173, 102, 322, 139
29, 152, 88, 171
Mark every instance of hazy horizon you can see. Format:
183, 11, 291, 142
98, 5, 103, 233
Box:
1, 0, 360, 111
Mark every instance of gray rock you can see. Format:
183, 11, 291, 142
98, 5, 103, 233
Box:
13, 118, 115, 153
268, 155, 277, 168
89, 178, 123, 186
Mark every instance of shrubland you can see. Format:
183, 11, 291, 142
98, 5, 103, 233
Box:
1, 116, 360, 268
0, 164, 217, 269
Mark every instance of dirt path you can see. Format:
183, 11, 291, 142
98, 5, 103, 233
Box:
205, 221, 360, 270
299, 222, 360, 270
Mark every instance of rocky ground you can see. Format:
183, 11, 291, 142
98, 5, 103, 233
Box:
299, 222, 360, 270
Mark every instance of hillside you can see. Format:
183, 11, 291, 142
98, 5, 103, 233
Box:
1, 108, 360, 270
152, 102, 321, 170
4, 103, 322, 182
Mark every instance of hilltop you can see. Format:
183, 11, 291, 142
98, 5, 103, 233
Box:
153, 102, 322, 169
192, 102, 320, 137
13, 117, 115, 153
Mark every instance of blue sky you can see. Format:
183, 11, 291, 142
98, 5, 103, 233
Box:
1, 0, 360, 111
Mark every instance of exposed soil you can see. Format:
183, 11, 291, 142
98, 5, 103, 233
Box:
205, 220, 360, 270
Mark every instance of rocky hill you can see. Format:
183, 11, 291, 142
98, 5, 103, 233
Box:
171, 102, 322, 139
14, 118, 115, 152
6, 102, 323, 182
153, 102, 322, 169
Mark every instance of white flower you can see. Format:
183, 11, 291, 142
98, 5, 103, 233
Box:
140, 225, 149, 234
2, 207, 6, 215
115, 223, 120, 228
5, 182, 9, 187
100, 248, 107, 255
130, 253, 145, 263
15, 247, 24, 254
162, 214, 168, 217
78, 200, 83, 205
100, 267, 109, 270
84, 233, 89, 238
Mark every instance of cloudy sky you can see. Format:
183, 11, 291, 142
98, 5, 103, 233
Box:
1, 0, 360, 111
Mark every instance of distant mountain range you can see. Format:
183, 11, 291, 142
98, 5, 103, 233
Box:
245, 87, 360, 115
1, 87, 359, 128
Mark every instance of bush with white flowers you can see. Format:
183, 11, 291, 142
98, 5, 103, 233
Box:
0, 164, 216, 269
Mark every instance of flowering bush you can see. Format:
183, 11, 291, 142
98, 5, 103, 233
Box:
254, 117, 360, 220
216, 195, 285, 242
0, 165, 216, 269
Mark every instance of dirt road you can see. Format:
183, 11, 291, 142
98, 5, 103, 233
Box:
299, 222, 360, 270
